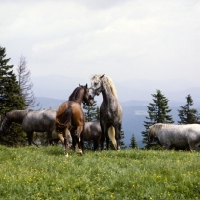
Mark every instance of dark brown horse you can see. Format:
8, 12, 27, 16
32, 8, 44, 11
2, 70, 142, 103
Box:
83, 121, 102, 151
55, 84, 93, 157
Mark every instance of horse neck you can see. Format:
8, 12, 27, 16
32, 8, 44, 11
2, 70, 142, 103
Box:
7, 110, 27, 124
101, 82, 115, 104
68, 88, 83, 105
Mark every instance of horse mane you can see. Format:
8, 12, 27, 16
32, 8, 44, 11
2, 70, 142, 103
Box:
68, 87, 81, 101
90, 74, 118, 98
6, 110, 28, 122
149, 123, 172, 136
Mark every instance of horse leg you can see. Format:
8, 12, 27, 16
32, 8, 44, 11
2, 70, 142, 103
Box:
47, 131, 52, 145
115, 124, 121, 150
27, 131, 33, 145
70, 130, 76, 151
75, 125, 84, 155
93, 140, 99, 151
162, 143, 171, 150
64, 128, 70, 157
40, 133, 45, 146
80, 132, 84, 153
57, 133, 64, 144
68, 131, 72, 148
188, 140, 200, 151
106, 133, 110, 150
100, 121, 106, 150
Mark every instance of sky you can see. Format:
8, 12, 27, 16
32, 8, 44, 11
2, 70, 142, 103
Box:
0, 0, 200, 84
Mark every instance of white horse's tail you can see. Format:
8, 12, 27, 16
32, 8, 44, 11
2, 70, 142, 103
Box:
108, 126, 117, 150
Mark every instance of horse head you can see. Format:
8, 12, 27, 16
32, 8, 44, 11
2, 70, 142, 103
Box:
148, 124, 161, 144
89, 74, 105, 100
0, 113, 11, 132
79, 84, 94, 106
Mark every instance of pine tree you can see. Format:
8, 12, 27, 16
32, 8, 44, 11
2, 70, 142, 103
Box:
120, 129, 126, 149
178, 94, 200, 124
141, 90, 174, 148
0, 46, 26, 146
82, 100, 100, 150
83, 100, 99, 122
17, 55, 38, 108
129, 133, 138, 149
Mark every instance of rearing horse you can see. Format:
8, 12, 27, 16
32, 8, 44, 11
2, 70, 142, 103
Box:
89, 74, 122, 150
55, 84, 93, 157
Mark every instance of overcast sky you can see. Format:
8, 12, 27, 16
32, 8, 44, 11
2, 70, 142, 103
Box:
1, 0, 200, 84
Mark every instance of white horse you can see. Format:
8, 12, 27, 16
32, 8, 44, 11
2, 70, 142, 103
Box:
148, 123, 200, 150
89, 74, 122, 150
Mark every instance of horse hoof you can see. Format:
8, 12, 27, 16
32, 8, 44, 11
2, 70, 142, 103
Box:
78, 149, 83, 155
65, 153, 69, 157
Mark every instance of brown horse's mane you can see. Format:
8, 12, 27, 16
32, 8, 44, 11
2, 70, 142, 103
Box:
68, 87, 80, 101
68, 85, 86, 103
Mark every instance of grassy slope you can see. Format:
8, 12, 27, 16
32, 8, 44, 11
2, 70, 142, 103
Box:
0, 145, 200, 200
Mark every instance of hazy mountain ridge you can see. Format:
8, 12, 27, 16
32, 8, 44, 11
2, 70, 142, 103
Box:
32, 75, 200, 104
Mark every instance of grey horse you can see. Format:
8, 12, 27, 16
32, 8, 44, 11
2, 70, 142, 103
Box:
148, 123, 200, 151
83, 121, 102, 150
88, 74, 123, 150
0, 109, 57, 145
33, 130, 72, 146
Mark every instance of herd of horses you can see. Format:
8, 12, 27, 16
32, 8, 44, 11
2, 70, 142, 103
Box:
0, 74, 123, 157
1, 74, 200, 156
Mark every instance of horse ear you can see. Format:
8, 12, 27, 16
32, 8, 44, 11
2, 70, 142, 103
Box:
85, 84, 87, 88
100, 74, 105, 79
79, 84, 81, 86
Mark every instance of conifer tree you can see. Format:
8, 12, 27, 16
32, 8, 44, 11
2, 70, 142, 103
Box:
141, 90, 174, 148
0, 47, 25, 114
178, 94, 200, 124
0, 46, 26, 146
17, 55, 38, 108
120, 129, 126, 149
83, 100, 100, 150
129, 133, 138, 149
83, 100, 100, 122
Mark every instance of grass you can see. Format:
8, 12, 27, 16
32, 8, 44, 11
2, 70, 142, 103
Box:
0, 145, 200, 200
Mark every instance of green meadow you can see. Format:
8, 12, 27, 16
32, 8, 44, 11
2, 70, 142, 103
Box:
0, 145, 200, 200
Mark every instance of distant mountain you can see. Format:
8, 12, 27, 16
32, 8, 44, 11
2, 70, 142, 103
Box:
32, 75, 200, 105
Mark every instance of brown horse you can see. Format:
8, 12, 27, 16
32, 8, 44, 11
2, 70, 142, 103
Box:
55, 84, 93, 157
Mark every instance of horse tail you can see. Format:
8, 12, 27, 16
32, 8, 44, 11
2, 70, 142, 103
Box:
55, 103, 72, 133
108, 126, 117, 150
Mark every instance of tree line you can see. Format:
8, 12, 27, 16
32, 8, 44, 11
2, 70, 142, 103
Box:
0, 46, 37, 145
141, 90, 200, 149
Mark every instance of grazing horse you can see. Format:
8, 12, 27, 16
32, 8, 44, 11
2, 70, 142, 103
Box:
0, 109, 56, 145
89, 74, 122, 150
148, 123, 200, 151
55, 84, 93, 157
32, 130, 72, 146
83, 121, 102, 151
